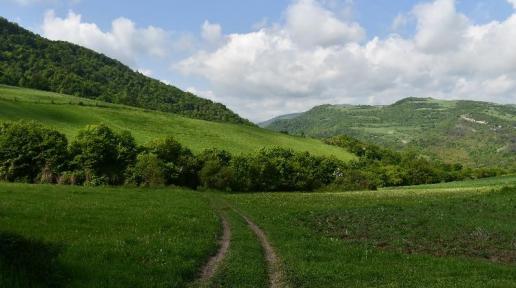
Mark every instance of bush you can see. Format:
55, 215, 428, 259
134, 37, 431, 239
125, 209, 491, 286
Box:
69, 124, 137, 185
0, 121, 68, 183
146, 137, 200, 188
126, 153, 166, 187
198, 149, 232, 190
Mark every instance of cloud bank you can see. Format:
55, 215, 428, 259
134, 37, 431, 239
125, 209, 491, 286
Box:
42, 10, 168, 67
179, 0, 516, 121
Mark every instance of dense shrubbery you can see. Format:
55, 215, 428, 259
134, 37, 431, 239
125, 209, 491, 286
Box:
0, 121, 505, 192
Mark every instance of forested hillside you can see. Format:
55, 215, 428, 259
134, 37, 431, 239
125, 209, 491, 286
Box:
0, 17, 250, 125
264, 98, 516, 169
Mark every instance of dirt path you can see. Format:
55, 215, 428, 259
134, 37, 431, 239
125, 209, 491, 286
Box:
199, 215, 231, 282
239, 214, 288, 288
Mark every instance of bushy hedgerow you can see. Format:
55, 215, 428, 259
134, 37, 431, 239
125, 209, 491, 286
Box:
0, 121, 506, 192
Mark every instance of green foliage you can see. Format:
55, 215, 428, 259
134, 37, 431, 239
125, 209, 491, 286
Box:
126, 153, 166, 187
325, 135, 506, 190
69, 124, 137, 185
145, 136, 200, 188
0, 17, 250, 125
265, 98, 516, 169
0, 120, 503, 192
0, 120, 68, 183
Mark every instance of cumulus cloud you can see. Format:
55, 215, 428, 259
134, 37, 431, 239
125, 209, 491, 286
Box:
178, 0, 516, 121
508, 0, 516, 9
285, 0, 365, 47
201, 21, 222, 44
42, 10, 168, 67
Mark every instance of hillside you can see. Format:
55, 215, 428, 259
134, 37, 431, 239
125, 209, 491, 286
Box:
0, 85, 354, 161
0, 17, 250, 125
264, 97, 516, 168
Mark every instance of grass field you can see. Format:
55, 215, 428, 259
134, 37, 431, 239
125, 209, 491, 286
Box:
1, 177, 515, 287
0, 85, 354, 161
0, 184, 219, 288
224, 176, 516, 287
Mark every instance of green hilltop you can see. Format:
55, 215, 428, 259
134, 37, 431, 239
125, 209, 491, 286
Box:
263, 97, 516, 168
0, 85, 355, 161
0, 17, 250, 125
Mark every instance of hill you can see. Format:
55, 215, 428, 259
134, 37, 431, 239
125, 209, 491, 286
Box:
0, 17, 250, 125
264, 97, 516, 168
0, 85, 354, 161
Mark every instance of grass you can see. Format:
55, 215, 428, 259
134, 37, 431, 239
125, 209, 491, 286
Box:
0, 183, 219, 288
224, 176, 516, 287
0, 85, 354, 161
1, 176, 515, 287
208, 208, 268, 288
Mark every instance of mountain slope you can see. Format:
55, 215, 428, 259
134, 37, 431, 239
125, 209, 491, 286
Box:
0, 85, 355, 161
264, 97, 516, 168
0, 17, 250, 125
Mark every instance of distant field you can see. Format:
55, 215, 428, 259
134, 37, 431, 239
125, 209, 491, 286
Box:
225, 176, 516, 287
0, 85, 354, 161
0, 184, 219, 288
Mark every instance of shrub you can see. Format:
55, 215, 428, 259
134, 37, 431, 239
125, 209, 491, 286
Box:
146, 137, 200, 188
69, 124, 137, 185
126, 153, 166, 187
0, 121, 68, 183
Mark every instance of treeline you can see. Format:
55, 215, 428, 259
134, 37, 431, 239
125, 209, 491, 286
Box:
0, 121, 503, 192
324, 135, 505, 190
0, 17, 251, 125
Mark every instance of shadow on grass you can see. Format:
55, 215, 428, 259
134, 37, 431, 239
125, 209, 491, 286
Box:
0, 232, 68, 288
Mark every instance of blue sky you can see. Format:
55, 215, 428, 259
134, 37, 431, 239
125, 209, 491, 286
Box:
1, 0, 516, 121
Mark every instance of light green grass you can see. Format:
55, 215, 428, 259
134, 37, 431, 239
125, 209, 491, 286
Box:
225, 177, 516, 287
0, 183, 219, 288
0, 85, 354, 161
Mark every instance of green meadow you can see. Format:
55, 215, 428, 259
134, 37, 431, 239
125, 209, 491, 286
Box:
1, 176, 515, 287
0, 85, 354, 161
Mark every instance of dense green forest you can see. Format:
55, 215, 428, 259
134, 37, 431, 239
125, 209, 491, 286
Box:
264, 98, 516, 169
0, 17, 250, 125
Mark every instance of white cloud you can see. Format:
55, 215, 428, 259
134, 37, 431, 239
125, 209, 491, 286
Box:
186, 87, 218, 102
508, 0, 516, 9
201, 21, 222, 44
42, 10, 168, 67
285, 0, 365, 47
178, 0, 516, 121
137, 68, 153, 77
391, 13, 409, 31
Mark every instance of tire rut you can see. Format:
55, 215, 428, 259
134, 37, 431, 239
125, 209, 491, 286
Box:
239, 213, 288, 288
199, 214, 231, 283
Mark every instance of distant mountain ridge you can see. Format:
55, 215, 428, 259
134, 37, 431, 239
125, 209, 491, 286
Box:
264, 97, 516, 168
0, 17, 251, 125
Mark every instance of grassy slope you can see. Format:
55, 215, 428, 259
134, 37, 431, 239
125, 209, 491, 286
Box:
265, 98, 516, 168
0, 85, 354, 161
0, 184, 219, 288
225, 176, 516, 287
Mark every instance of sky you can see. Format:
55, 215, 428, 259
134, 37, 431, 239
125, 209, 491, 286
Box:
1, 0, 516, 121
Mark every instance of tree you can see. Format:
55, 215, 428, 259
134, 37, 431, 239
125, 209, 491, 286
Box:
69, 124, 137, 185
0, 121, 68, 183
126, 153, 166, 187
